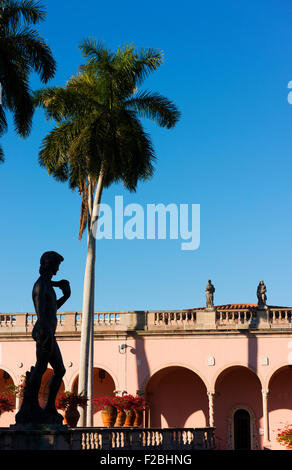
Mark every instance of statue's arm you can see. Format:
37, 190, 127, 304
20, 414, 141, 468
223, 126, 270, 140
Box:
52, 280, 71, 310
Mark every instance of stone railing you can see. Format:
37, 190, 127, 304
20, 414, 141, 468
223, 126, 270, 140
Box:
147, 310, 197, 329
215, 308, 257, 329
267, 308, 292, 328
0, 306, 292, 337
0, 426, 216, 451
79, 427, 216, 450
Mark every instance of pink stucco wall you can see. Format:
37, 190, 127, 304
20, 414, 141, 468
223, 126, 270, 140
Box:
0, 331, 291, 449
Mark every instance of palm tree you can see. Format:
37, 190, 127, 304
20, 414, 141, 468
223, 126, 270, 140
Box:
0, 0, 56, 160
34, 39, 180, 426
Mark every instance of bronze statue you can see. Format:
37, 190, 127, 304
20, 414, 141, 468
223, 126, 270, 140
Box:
257, 280, 267, 307
206, 280, 215, 308
15, 251, 71, 426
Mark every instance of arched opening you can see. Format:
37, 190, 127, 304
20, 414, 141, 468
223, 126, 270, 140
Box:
268, 366, 292, 448
72, 367, 116, 426
145, 366, 208, 428
234, 409, 251, 450
214, 366, 261, 449
0, 369, 16, 427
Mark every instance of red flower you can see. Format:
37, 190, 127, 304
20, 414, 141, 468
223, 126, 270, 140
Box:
131, 395, 149, 411
92, 394, 149, 412
93, 395, 114, 411
276, 424, 292, 446
0, 394, 14, 412
110, 394, 149, 411
55, 391, 88, 410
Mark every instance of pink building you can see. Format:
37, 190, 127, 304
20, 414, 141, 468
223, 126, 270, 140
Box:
0, 284, 291, 450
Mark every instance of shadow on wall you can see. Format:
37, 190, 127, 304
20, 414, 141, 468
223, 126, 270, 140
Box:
133, 329, 150, 396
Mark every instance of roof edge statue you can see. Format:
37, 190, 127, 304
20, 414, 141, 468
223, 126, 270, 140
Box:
205, 280, 215, 309
257, 280, 267, 308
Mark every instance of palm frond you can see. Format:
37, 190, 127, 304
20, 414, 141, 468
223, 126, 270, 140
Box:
0, 105, 8, 136
0, 143, 4, 162
0, 0, 55, 157
0, 52, 34, 136
0, 0, 46, 28
36, 39, 180, 237
120, 46, 163, 87
79, 38, 110, 64
5, 27, 56, 82
125, 90, 181, 129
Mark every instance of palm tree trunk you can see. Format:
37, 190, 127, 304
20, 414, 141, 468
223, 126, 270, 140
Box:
87, 178, 95, 427
78, 170, 104, 426
86, 271, 94, 426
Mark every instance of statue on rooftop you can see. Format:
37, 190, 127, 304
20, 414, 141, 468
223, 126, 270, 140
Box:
15, 251, 71, 426
205, 280, 215, 308
257, 280, 267, 308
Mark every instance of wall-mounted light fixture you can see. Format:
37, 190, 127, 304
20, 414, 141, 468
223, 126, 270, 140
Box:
98, 368, 106, 383
119, 344, 127, 354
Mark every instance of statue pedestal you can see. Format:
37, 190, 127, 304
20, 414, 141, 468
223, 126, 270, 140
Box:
2, 424, 72, 450
256, 307, 270, 329
196, 308, 217, 329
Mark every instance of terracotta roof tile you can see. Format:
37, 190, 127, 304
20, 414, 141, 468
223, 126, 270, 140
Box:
194, 304, 258, 310
215, 304, 258, 309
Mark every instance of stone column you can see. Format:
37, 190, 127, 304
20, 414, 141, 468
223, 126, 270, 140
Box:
207, 392, 215, 427
262, 389, 270, 446
15, 395, 20, 412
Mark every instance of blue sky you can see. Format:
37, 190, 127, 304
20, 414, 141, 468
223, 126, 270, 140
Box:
1, 0, 292, 313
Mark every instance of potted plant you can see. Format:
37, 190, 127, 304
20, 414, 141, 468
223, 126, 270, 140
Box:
0, 394, 14, 415
56, 391, 88, 427
277, 424, 292, 449
93, 395, 116, 427
5, 375, 26, 399
131, 395, 149, 427
112, 395, 127, 427
117, 394, 136, 426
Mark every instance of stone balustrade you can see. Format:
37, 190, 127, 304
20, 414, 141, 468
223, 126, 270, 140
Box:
0, 305, 291, 337
268, 308, 292, 327
215, 308, 256, 329
0, 426, 216, 451
147, 310, 197, 329
79, 426, 216, 450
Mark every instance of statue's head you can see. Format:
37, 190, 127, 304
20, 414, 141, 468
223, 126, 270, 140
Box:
39, 251, 64, 276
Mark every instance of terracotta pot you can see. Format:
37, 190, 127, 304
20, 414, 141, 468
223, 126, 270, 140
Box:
133, 409, 143, 427
59, 409, 67, 425
114, 409, 126, 427
65, 405, 80, 427
101, 405, 117, 427
124, 409, 135, 427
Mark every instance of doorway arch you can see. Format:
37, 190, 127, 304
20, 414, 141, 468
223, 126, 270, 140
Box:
228, 405, 258, 450
145, 365, 208, 428
214, 366, 261, 449
234, 409, 251, 449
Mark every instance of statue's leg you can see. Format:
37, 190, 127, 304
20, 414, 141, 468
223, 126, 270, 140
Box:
29, 346, 49, 411
15, 342, 49, 424
44, 338, 66, 414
